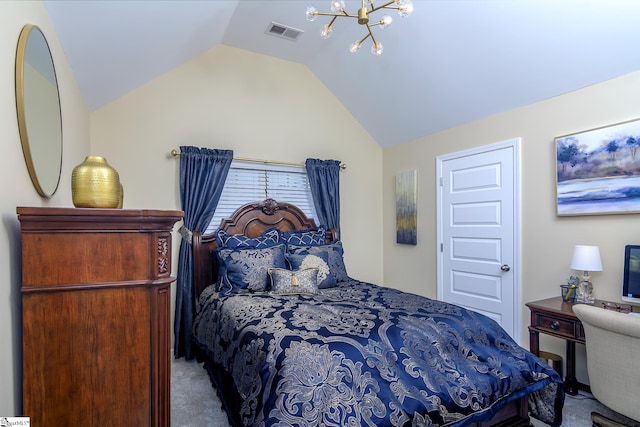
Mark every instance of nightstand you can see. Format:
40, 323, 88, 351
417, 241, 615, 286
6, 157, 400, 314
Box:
526, 296, 639, 396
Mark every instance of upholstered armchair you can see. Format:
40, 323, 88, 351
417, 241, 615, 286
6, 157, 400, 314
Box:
573, 304, 640, 426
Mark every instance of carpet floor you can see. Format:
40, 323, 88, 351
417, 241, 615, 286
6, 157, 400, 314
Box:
171, 356, 639, 426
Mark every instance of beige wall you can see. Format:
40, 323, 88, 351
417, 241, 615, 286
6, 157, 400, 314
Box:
1, 1, 90, 416
90, 44, 384, 350
383, 70, 640, 385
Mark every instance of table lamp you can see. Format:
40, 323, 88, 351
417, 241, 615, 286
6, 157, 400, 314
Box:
570, 245, 602, 304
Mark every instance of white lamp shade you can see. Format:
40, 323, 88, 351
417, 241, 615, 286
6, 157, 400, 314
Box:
570, 245, 603, 272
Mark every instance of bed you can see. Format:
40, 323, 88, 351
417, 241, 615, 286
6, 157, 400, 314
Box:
191, 198, 564, 427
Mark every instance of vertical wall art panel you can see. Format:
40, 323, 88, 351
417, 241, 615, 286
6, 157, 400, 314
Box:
396, 170, 417, 245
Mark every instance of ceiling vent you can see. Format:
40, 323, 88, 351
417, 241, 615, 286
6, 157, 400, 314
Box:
265, 22, 304, 41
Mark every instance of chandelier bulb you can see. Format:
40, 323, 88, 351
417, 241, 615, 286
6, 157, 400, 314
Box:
380, 15, 393, 28
306, 5, 319, 21
397, 0, 414, 17
321, 24, 333, 39
371, 41, 383, 56
331, 0, 346, 13
349, 41, 362, 53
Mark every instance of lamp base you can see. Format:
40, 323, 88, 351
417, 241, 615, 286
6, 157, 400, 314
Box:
576, 279, 595, 304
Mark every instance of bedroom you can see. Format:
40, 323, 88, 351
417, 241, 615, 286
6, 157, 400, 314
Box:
2, 0, 640, 422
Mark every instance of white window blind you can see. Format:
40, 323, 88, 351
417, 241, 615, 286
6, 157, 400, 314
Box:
205, 161, 318, 234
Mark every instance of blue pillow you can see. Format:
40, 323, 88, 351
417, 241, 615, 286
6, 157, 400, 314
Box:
281, 226, 326, 246
286, 252, 337, 289
287, 241, 350, 282
269, 268, 319, 295
217, 244, 287, 294
216, 227, 280, 249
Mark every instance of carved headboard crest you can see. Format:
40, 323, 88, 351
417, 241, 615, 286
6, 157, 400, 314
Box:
261, 198, 280, 215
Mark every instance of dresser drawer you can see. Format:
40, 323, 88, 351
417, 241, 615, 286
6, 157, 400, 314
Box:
531, 313, 578, 339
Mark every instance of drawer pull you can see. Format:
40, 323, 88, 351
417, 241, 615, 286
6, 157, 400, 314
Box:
550, 321, 560, 330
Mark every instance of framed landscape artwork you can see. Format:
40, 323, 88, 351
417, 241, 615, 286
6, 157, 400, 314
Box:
556, 118, 640, 216
396, 170, 417, 244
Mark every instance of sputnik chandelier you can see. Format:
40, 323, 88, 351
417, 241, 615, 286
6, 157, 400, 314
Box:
305, 0, 414, 56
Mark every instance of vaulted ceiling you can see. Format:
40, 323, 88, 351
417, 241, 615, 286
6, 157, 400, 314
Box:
44, 0, 640, 147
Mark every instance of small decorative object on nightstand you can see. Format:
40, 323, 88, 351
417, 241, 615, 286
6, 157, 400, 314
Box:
561, 275, 580, 302
570, 245, 602, 304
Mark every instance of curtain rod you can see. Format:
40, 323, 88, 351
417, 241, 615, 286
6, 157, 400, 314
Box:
170, 149, 346, 170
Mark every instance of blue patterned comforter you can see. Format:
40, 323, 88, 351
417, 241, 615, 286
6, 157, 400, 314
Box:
193, 280, 564, 426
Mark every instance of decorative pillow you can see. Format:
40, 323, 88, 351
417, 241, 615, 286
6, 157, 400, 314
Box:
286, 252, 337, 289
217, 244, 286, 294
269, 268, 319, 295
288, 241, 350, 282
281, 226, 326, 246
215, 227, 280, 249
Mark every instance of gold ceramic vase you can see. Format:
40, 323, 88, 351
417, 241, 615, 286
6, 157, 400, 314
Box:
71, 156, 122, 208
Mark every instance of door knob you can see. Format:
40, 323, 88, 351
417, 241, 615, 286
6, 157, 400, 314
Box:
501, 264, 511, 272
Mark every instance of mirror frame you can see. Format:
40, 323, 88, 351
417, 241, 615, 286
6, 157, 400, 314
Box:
15, 24, 63, 198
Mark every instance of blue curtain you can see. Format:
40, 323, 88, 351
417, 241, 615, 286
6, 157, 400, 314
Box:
174, 146, 233, 359
305, 158, 341, 236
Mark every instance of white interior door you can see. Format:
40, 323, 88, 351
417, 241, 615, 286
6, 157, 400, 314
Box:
436, 138, 521, 341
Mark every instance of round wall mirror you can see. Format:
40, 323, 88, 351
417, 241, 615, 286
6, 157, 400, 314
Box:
15, 24, 63, 198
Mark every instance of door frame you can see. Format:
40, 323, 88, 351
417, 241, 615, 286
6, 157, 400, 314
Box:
436, 138, 522, 343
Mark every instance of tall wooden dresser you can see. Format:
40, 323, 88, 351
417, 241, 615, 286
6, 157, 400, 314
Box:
17, 207, 183, 426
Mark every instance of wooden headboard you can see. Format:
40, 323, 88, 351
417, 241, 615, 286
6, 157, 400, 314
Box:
192, 198, 337, 300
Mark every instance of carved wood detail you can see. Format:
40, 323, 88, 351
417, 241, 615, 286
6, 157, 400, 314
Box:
157, 236, 169, 275
261, 198, 280, 215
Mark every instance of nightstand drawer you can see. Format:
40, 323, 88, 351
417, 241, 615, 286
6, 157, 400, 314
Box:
532, 313, 578, 339
576, 322, 585, 341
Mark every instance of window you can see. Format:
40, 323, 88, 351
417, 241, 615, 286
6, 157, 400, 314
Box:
205, 161, 318, 234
